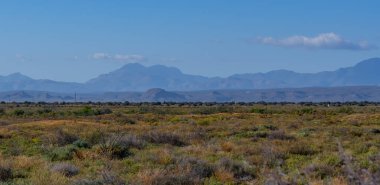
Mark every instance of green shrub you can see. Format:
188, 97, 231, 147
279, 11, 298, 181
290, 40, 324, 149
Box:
251, 108, 269, 114
197, 118, 211, 126
261, 125, 278, 131
47, 145, 77, 161
74, 106, 95, 116
12, 109, 25, 116
115, 116, 136, 125
73, 140, 90, 149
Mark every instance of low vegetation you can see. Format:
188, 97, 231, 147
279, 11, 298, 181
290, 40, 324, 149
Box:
0, 102, 379, 184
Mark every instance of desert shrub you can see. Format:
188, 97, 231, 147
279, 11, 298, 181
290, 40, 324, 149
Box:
302, 164, 334, 179
115, 116, 136, 125
72, 170, 125, 185
262, 124, 278, 131
298, 128, 314, 137
288, 144, 316, 156
100, 170, 126, 185
253, 131, 268, 138
152, 174, 200, 185
71, 179, 102, 185
98, 135, 131, 159
0, 108, 5, 115
218, 158, 255, 181
94, 108, 113, 115
261, 145, 286, 167
85, 130, 106, 146
4, 141, 23, 156
297, 108, 315, 115
121, 135, 146, 149
264, 171, 289, 185
52, 129, 79, 146
0, 121, 9, 127
251, 108, 269, 114
370, 128, 380, 134
191, 107, 219, 115
196, 118, 211, 126
72, 139, 90, 149
176, 157, 214, 179
148, 157, 214, 185
0, 164, 12, 182
267, 130, 295, 140
142, 131, 186, 146
36, 108, 53, 115
352, 143, 371, 154
74, 106, 95, 116
51, 163, 79, 177
30, 167, 69, 185
337, 107, 354, 114
12, 109, 25, 116
350, 130, 363, 137
47, 145, 77, 161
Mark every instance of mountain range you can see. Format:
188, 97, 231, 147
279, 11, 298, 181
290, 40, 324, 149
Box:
1, 58, 380, 93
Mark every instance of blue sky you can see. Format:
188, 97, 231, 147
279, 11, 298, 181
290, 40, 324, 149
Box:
0, 0, 379, 82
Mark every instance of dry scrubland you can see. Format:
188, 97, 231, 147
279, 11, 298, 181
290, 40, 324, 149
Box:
0, 102, 379, 184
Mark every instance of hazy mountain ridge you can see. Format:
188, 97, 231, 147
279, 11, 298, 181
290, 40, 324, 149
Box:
1, 86, 380, 102
1, 58, 380, 92
0, 73, 83, 92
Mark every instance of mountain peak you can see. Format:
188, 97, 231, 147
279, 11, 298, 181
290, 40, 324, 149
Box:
355, 57, 380, 67
5, 72, 32, 80
120, 62, 145, 69
115, 63, 182, 75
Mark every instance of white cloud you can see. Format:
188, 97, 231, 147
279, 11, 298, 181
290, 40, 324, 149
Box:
256, 33, 376, 50
114, 54, 145, 61
15, 54, 31, 62
93, 53, 112, 60
92, 53, 145, 61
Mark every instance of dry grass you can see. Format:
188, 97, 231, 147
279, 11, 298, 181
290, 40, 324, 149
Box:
0, 103, 378, 184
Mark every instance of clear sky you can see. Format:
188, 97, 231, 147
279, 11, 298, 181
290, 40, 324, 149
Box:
0, 0, 379, 82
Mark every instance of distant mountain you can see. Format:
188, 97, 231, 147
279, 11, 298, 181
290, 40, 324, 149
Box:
1, 58, 380, 92
222, 58, 380, 89
84, 58, 380, 91
0, 73, 83, 92
85, 63, 208, 91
